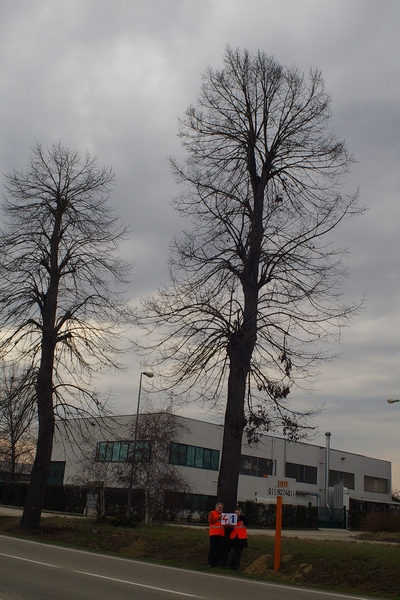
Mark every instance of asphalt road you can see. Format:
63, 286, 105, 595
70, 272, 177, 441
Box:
0, 534, 378, 600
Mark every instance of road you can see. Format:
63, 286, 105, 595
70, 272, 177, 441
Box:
0, 534, 378, 600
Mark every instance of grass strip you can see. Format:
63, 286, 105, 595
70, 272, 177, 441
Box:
0, 516, 399, 599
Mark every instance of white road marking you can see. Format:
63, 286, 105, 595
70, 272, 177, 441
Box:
0, 551, 61, 568
76, 570, 205, 598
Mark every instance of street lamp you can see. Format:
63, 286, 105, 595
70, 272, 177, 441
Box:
325, 432, 331, 509
127, 371, 154, 517
387, 399, 400, 404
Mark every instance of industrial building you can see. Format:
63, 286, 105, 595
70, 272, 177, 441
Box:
50, 413, 392, 514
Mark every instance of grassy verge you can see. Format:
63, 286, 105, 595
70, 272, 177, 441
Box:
1, 516, 399, 599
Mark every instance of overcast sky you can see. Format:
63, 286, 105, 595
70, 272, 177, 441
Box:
1, 0, 399, 489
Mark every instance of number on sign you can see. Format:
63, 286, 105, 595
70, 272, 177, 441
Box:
221, 512, 237, 525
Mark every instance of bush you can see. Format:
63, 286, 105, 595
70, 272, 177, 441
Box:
109, 514, 141, 528
237, 501, 318, 529
0, 481, 28, 506
348, 510, 366, 530
363, 512, 400, 532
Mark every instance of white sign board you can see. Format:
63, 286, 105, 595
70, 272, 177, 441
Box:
220, 512, 238, 526
264, 476, 296, 499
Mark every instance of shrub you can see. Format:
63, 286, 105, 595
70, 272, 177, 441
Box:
363, 511, 400, 532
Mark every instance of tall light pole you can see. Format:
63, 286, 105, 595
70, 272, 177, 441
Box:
325, 432, 331, 509
126, 371, 154, 517
387, 398, 400, 404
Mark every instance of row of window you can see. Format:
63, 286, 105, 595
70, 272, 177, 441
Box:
96, 440, 220, 471
97, 440, 151, 463
240, 454, 274, 478
286, 462, 318, 485
170, 442, 219, 471
285, 463, 356, 488
95, 442, 389, 494
286, 464, 389, 493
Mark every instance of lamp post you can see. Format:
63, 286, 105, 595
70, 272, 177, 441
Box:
387, 398, 400, 404
325, 432, 331, 509
126, 371, 154, 517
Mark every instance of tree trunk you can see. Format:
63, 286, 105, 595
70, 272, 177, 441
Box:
20, 363, 55, 528
217, 322, 256, 511
10, 437, 16, 481
20, 327, 56, 528
217, 368, 246, 510
217, 178, 262, 510
20, 407, 54, 529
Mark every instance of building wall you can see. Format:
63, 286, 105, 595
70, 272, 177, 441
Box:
51, 414, 392, 508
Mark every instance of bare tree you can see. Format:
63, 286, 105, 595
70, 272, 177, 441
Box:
117, 411, 190, 524
0, 142, 133, 528
137, 48, 362, 510
0, 363, 37, 480
68, 450, 115, 517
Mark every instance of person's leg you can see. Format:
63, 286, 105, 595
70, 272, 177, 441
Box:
219, 531, 230, 567
227, 547, 235, 569
233, 547, 243, 571
208, 536, 218, 566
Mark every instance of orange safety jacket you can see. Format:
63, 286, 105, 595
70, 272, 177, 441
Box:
230, 518, 247, 540
208, 510, 225, 536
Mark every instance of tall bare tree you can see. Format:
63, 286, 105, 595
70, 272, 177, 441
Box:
137, 48, 362, 510
0, 142, 133, 528
0, 364, 37, 479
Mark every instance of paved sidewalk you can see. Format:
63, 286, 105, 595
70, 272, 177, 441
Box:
249, 527, 360, 540
167, 522, 361, 541
0, 505, 84, 519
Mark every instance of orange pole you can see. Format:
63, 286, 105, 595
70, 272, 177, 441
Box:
274, 495, 283, 571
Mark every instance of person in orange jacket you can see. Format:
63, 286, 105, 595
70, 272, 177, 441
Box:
227, 507, 248, 571
207, 501, 225, 567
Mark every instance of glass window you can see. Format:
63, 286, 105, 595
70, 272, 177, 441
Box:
195, 447, 204, 468
285, 462, 317, 484
329, 470, 355, 489
97, 442, 107, 461
105, 442, 113, 461
135, 440, 151, 463
203, 448, 211, 469
112, 442, 121, 461
47, 461, 65, 485
211, 450, 219, 470
364, 476, 388, 494
240, 455, 274, 478
119, 442, 129, 462
169, 442, 219, 470
96, 440, 150, 463
186, 445, 195, 467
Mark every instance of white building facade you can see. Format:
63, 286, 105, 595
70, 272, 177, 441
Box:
50, 413, 392, 512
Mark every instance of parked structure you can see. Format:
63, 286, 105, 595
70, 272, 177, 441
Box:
50, 413, 392, 513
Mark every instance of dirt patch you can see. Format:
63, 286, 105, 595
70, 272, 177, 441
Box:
121, 538, 147, 558
291, 563, 313, 581
244, 554, 273, 576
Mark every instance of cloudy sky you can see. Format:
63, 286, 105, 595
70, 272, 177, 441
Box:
1, 1, 399, 488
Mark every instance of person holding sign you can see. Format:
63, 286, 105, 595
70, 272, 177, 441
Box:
207, 501, 225, 567
227, 508, 248, 571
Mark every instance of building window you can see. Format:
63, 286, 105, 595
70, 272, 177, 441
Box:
329, 470, 355, 489
239, 455, 274, 477
96, 440, 151, 463
48, 461, 65, 485
165, 491, 217, 512
285, 462, 317, 484
170, 442, 219, 470
364, 476, 389, 494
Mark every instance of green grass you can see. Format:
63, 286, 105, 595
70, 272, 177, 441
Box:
1, 516, 399, 599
